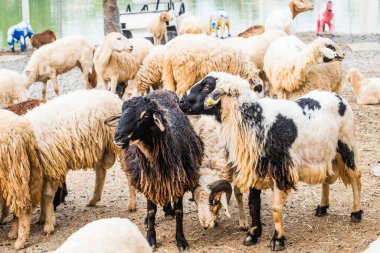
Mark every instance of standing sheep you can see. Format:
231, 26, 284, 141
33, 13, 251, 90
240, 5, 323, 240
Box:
53, 218, 152, 253
106, 90, 203, 251
179, 16, 210, 35
0, 109, 42, 249
265, 0, 313, 35
0, 69, 29, 108
23, 90, 126, 235
93, 32, 153, 94
347, 68, 380, 105
134, 45, 166, 96
148, 12, 173, 45
30, 29, 56, 49
264, 36, 344, 99
180, 72, 362, 251
23, 35, 97, 100
162, 34, 262, 97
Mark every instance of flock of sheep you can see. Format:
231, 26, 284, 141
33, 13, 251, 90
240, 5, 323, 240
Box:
1, 0, 380, 252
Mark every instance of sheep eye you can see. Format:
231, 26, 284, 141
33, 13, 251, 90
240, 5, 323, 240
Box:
213, 200, 220, 206
327, 45, 335, 51
117, 37, 121, 40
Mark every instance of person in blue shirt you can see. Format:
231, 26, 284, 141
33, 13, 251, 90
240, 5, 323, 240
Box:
7, 21, 34, 52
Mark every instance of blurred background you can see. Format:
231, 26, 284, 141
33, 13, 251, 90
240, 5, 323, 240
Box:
0, 0, 379, 48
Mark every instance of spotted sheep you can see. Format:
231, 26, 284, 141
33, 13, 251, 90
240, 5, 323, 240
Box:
180, 72, 362, 251
106, 90, 203, 251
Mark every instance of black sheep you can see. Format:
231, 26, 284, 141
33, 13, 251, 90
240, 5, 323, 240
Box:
106, 90, 203, 251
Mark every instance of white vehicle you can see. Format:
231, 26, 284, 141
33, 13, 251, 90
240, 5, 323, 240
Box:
120, 0, 188, 43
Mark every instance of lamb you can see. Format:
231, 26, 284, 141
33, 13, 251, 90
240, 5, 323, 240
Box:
30, 29, 56, 49
238, 25, 265, 38
148, 11, 173, 45
179, 16, 210, 35
134, 45, 166, 96
23, 35, 97, 100
0, 69, 29, 108
264, 36, 345, 99
162, 34, 262, 97
106, 90, 203, 251
0, 109, 42, 249
187, 115, 248, 230
24, 89, 125, 235
93, 32, 153, 94
180, 72, 362, 251
52, 218, 152, 253
347, 68, 380, 105
265, 0, 313, 35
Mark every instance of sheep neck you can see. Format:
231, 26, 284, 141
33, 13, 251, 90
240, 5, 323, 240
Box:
95, 40, 115, 68
293, 43, 320, 85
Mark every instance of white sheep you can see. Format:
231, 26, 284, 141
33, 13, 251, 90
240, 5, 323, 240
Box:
362, 237, 380, 253
347, 68, 380, 105
265, 0, 313, 35
179, 16, 210, 35
52, 218, 151, 253
181, 72, 362, 250
189, 115, 248, 230
23, 89, 127, 235
0, 109, 42, 249
134, 45, 166, 96
0, 69, 29, 108
148, 11, 173, 45
93, 32, 153, 94
23, 35, 97, 100
264, 35, 344, 99
162, 34, 261, 97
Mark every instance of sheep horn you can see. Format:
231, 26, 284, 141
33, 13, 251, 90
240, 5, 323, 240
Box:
208, 180, 232, 205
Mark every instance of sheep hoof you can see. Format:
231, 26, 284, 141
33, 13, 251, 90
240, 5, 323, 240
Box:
128, 207, 137, 213
270, 232, 286, 251
315, 205, 329, 217
243, 226, 261, 246
7, 231, 18, 240
86, 200, 98, 207
146, 233, 157, 250
351, 210, 363, 223
176, 237, 189, 252
44, 224, 55, 235
14, 238, 27, 250
239, 226, 248, 232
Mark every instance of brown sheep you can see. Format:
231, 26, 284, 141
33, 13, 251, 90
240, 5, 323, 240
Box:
30, 30, 56, 49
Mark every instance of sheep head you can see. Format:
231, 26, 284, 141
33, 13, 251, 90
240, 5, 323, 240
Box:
105, 96, 165, 149
160, 12, 173, 22
292, 0, 314, 13
194, 179, 232, 230
105, 32, 133, 53
180, 72, 258, 120
314, 38, 345, 64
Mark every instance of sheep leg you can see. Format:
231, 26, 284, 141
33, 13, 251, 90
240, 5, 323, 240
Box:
14, 212, 32, 249
243, 188, 262, 246
174, 197, 189, 251
164, 32, 168, 44
0, 198, 9, 224
37, 181, 47, 224
43, 181, 57, 235
120, 155, 137, 212
234, 185, 248, 230
42, 81, 47, 101
87, 165, 107, 206
316, 165, 339, 217
146, 199, 157, 249
348, 169, 362, 222
270, 184, 288, 251
81, 65, 91, 89
8, 215, 18, 239
109, 77, 118, 94
52, 77, 59, 97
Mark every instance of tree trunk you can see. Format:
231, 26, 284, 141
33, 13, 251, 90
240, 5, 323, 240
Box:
103, 0, 121, 35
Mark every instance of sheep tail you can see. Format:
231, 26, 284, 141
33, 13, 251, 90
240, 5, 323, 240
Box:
89, 49, 98, 88
336, 140, 358, 186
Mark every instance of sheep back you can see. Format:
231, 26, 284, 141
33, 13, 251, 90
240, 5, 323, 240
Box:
24, 90, 123, 184
0, 109, 42, 216
124, 91, 203, 206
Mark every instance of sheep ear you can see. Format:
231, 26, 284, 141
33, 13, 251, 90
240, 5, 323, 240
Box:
104, 113, 121, 127
220, 193, 231, 218
153, 112, 165, 132
204, 90, 224, 109
319, 47, 335, 60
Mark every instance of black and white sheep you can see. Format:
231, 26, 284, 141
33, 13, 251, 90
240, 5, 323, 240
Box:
180, 72, 362, 251
106, 90, 203, 251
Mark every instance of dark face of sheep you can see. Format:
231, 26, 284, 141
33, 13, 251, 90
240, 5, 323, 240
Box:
179, 76, 221, 121
319, 42, 345, 63
106, 97, 165, 149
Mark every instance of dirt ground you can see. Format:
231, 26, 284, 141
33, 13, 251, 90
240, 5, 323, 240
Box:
0, 33, 380, 253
